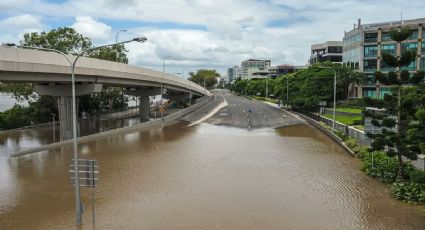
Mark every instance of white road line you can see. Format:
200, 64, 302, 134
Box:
188, 98, 229, 126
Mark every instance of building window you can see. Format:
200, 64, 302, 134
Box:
328, 46, 342, 53
364, 45, 378, 57
381, 44, 396, 55
382, 32, 392, 41
381, 61, 395, 72
421, 57, 425, 70
365, 33, 378, 43
364, 59, 377, 72
366, 74, 376, 85
401, 42, 418, 54
408, 30, 418, 40
422, 42, 425, 55
379, 88, 391, 98
343, 33, 361, 46
400, 60, 417, 71
363, 88, 376, 98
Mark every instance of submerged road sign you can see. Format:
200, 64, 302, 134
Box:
69, 159, 99, 187
69, 159, 98, 224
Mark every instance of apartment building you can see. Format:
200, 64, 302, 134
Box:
310, 41, 343, 65
227, 65, 241, 83
241, 59, 271, 80
268, 65, 306, 79
343, 18, 425, 98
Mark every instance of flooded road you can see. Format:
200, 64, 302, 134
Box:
1, 120, 425, 229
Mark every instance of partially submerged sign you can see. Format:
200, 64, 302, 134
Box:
69, 159, 99, 187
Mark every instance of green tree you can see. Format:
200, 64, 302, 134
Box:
188, 69, 219, 88
366, 26, 425, 179
230, 62, 350, 111
21, 27, 92, 54
338, 67, 365, 100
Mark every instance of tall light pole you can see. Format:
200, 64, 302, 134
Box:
162, 55, 172, 73
265, 75, 268, 100
203, 76, 206, 95
161, 56, 171, 124
318, 66, 337, 130
51, 113, 56, 143
3, 36, 147, 226
286, 76, 289, 105
115, 29, 127, 62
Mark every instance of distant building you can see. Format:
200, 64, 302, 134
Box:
310, 41, 343, 65
241, 59, 271, 80
227, 65, 241, 83
268, 65, 306, 79
343, 18, 425, 98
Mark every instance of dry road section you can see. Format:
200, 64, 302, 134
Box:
205, 89, 302, 129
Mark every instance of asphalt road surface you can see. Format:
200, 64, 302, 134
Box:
207, 89, 302, 129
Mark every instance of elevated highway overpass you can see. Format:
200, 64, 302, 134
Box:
0, 47, 211, 140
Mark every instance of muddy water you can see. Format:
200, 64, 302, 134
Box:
1, 123, 425, 230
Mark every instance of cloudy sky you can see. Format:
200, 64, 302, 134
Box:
0, 0, 424, 77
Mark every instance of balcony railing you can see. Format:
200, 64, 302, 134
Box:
364, 67, 377, 72
380, 66, 395, 72
364, 38, 378, 43
364, 51, 377, 58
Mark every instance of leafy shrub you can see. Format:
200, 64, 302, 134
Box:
361, 151, 398, 182
408, 167, 425, 185
391, 182, 425, 204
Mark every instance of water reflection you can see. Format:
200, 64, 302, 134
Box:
0, 123, 424, 230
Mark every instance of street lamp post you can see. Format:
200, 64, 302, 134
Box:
318, 66, 337, 130
51, 113, 56, 143
282, 76, 289, 106
203, 76, 206, 95
162, 55, 172, 73
115, 29, 127, 62
265, 75, 269, 100
161, 56, 172, 124
3, 36, 147, 226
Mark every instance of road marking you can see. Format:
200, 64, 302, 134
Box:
188, 98, 229, 126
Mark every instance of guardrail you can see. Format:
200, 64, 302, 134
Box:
292, 107, 371, 146
322, 108, 361, 118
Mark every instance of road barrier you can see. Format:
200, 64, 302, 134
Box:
292, 107, 371, 146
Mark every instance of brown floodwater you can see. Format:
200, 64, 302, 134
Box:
1, 122, 425, 230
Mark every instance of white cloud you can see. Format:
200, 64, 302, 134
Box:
0, 14, 45, 43
1, 0, 425, 75
71, 16, 111, 40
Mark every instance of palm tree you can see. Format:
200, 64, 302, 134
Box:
339, 67, 365, 100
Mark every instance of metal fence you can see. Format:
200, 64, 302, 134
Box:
322, 108, 361, 118
292, 107, 371, 146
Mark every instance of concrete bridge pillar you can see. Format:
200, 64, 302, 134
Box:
34, 83, 102, 141
57, 96, 76, 140
125, 88, 163, 122
139, 96, 150, 122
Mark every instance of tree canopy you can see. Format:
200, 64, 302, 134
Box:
366, 26, 425, 179
188, 69, 219, 88
231, 62, 358, 110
